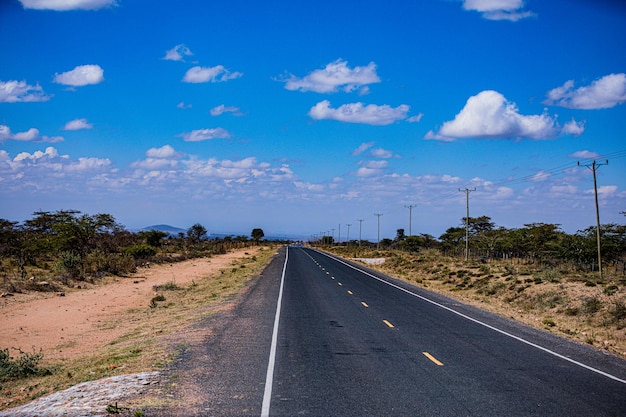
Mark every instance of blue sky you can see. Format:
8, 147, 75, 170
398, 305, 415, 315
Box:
1, 0, 625, 240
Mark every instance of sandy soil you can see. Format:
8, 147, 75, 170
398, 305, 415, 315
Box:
0, 248, 260, 362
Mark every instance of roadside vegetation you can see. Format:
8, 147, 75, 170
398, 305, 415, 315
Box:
0, 210, 280, 411
0, 210, 272, 292
320, 216, 626, 357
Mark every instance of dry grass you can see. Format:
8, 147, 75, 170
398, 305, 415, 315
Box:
328, 246, 626, 358
0, 246, 277, 410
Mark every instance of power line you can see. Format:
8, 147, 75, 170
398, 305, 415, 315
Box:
428, 149, 626, 203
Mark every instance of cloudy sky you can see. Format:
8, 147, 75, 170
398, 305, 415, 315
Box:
1, 0, 625, 240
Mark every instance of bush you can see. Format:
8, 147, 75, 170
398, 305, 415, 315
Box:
609, 302, 626, 326
123, 244, 157, 260
582, 297, 602, 315
84, 252, 136, 276
0, 347, 45, 382
55, 251, 82, 279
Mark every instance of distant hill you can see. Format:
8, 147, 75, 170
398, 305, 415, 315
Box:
140, 224, 186, 235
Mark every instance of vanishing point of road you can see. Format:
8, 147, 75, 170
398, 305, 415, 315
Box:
162, 246, 626, 416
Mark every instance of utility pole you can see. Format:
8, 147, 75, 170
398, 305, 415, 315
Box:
404, 204, 416, 236
357, 219, 364, 247
374, 213, 383, 249
346, 224, 351, 246
579, 159, 608, 278
331, 228, 335, 245
459, 188, 476, 261
338, 224, 341, 244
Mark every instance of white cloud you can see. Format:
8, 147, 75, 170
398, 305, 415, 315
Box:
63, 118, 93, 130
8, 147, 110, 181
586, 185, 618, 199
182, 65, 243, 83
351, 142, 375, 156
544, 73, 626, 109
530, 170, 551, 182
569, 150, 600, 160
309, 100, 410, 125
163, 44, 193, 62
370, 148, 394, 158
131, 158, 179, 170
145, 145, 182, 159
282, 59, 380, 93
0, 80, 51, 103
407, 113, 424, 123
356, 160, 388, 177
130, 145, 182, 172
13, 146, 63, 162
177, 128, 231, 142
425, 90, 583, 141
462, 0, 535, 21
65, 157, 112, 173
0, 124, 63, 143
561, 119, 585, 136
19, 0, 117, 11
177, 102, 192, 109
210, 104, 243, 116
54, 65, 104, 86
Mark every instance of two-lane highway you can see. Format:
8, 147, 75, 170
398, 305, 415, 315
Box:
263, 246, 626, 416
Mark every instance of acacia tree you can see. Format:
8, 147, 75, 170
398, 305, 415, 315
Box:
251, 228, 264, 244
187, 223, 208, 243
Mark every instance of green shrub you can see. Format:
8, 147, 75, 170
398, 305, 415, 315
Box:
0, 347, 45, 382
85, 252, 136, 276
123, 244, 157, 260
55, 251, 82, 279
535, 268, 560, 283
153, 281, 180, 291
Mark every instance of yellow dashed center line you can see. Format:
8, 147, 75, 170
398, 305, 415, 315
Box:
361, 302, 369, 307
383, 320, 394, 328
423, 352, 444, 366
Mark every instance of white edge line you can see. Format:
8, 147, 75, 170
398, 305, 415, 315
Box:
313, 248, 626, 385
261, 246, 289, 417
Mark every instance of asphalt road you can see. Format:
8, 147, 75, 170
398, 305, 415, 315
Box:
267, 247, 626, 416
159, 246, 626, 416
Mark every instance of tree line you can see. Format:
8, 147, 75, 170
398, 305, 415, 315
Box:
322, 215, 626, 275
0, 210, 266, 284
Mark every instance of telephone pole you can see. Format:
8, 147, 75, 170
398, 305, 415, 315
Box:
357, 219, 364, 247
578, 159, 608, 278
338, 224, 341, 244
346, 224, 352, 246
404, 204, 416, 236
459, 188, 476, 261
374, 213, 383, 249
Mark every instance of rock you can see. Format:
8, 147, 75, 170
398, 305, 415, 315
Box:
1, 292, 15, 298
